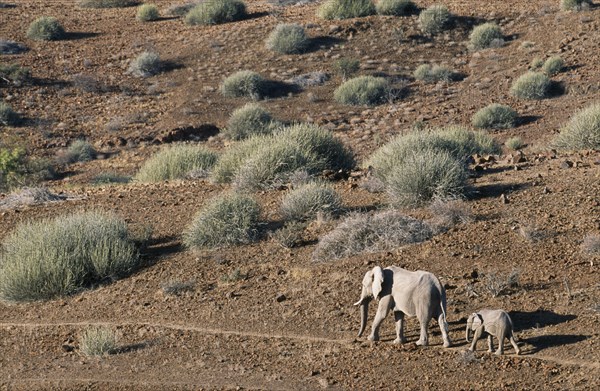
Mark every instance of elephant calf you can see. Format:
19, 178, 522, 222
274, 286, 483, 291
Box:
466, 309, 520, 355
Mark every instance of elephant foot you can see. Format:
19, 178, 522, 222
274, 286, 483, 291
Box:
443, 341, 451, 348
416, 339, 428, 346
494, 350, 503, 356
487, 349, 493, 353
515, 349, 521, 355
367, 335, 379, 342
392, 338, 406, 344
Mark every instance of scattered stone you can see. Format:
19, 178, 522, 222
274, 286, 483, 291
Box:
560, 160, 573, 169
500, 194, 509, 204
287, 72, 329, 87
276, 294, 287, 302
154, 124, 219, 144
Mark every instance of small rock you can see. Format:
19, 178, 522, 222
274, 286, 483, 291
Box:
276, 294, 286, 302
500, 194, 509, 204
560, 160, 573, 169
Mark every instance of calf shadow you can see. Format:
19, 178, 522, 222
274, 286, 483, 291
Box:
522, 334, 588, 354
509, 310, 576, 332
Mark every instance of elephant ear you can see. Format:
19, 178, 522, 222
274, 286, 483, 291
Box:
372, 266, 384, 299
472, 313, 483, 328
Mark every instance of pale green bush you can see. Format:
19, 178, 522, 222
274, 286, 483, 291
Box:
510, 72, 551, 100
0, 102, 20, 126
280, 182, 342, 221
224, 103, 277, 140
317, 0, 376, 20
469, 23, 503, 50
542, 56, 564, 76
418, 4, 450, 36
414, 64, 453, 83
376, 0, 415, 16
80, 327, 117, 356
333, 76, 390, 106
137, 3, 160, 21
553, 102, 600, 150
472, 104, 517, 129
26, 17, 65, 41
560, 0, 591, 11
79, 0, 137, 8
185, 0, 246, 25
128, 51, 161, 77
505, 137, 524, 150
135, 144, 218, 182
220, 70, 269, 100
265, 23, 309, 54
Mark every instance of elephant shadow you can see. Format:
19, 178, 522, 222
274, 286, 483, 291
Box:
521, 334, 589, 354
509, 310, 584, 354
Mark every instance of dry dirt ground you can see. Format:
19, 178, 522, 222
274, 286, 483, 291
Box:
1, 0, 600, 390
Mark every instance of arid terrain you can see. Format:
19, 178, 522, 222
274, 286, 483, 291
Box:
1, 0, 599, 390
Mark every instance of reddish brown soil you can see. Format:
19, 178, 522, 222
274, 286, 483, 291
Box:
1, 1, 599, 390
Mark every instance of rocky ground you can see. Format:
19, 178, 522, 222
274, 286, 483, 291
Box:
1, 0, 599, 390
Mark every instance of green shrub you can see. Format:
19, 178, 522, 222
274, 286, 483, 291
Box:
414, 64, 453, 83
0, 64, 31, 86
128, 51, 161, 77
0, 211, 139, 302
530, 57, 543, 70
0, 102, 20, 126
224, 103, 277, 140
542, 56, 564, 76
375, 0, 415, 16
333, 57, 360, 80
365, 126, 500, 182
79, 0, 137, 8
553, 102, 600, 150
313, 210, 432, 261
472, 104, 517, 129
212, 123, 355, 187
137, 3, 160, 21
220, 70, 269, 100
183, 193, 261, 249
280, 182, 342, 221
505, 137, 524, 150
266, 23, 309, 54
167, 2, 202, 16
185, 0, 246, 25
26, 17, 65, 41
469, 22, 503, 50
386, 148, 468, 207
510, 72, 551, 100
80, 327, 116, 356
92, 172, 131, 185
62, 140, 97, 163
560, 0, 591, 11
0, 147, 55, 192
135, 144, 218, 182
272, 221, 306, 248
333, 76, 390, 106
418, 4, 450, 36
317, 0, 376, 20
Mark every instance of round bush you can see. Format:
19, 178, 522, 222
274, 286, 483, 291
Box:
505, 137, 524, 150
221, 70, 269, 100
414, 64, 453, 83
472, 104, 517, 129
510, 72, 551, 100
418, 5, 450, 36
334, 76, 390, 106
317, 0, 376, 20
185, 0, 247, 25
135, 144, 218, 182
183, 193, 261, 249
376, 0, 415, 16
265, 23, 309, 54
0, 102, 20, 126
128, 51, 161, 77
79, 0, 137, 8
560, 0, 591, 11
64, 140, 97, 163
281, 182, 342, 221
334, 57, 360, 80
26, 17, 65, 41
542, 56, 564, 76
137, 3, 160, 21
224, 103, 276, 140
386, 149, 468, 207
530, 57, 544, 70
0, 211, 139, 302
469, 23, 503, 50
553, 102, 600, 150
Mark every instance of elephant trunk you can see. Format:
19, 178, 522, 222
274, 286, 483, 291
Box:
354, 297, 370, 337
466, 324, 472, 343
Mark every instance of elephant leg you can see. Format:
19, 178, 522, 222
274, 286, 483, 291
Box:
495, 336, 505, 355
509, 335, 521, 355
437, 313, 451, 348
469, 326, 485, 352
416, 317, 431, 346
487, 335, 494, 353
368, 296, 392, 341
393, 311, 406, 344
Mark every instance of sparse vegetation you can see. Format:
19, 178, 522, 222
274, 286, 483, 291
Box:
58, 140, 97, 164
505, 136, 524, 150
472, 104, 517, 129
418, 4, 450, 36
0, 187, 66, 209
137, 3, 160, 22
92, 172, 131, 185
375, 0, 415, 16
224, 103, 277, 140
542, 56, 564, 76
510, 72, 551, 100
518, 223, 547, 243
26, 17, 66, 41
135, 144, 218, 182
220, 70, 269, 100
0, 102, 19, 126
0, 211, 139, 302
560, 0, 591, 11
281, 182, 342, 221
333, 57, 360, 80
428, 198, 473, 233
0, 147, 55, 192
530, 57, 544, 70
414, 64, 454, 83
581, 234, 600, 256
79, 0, 138, 8
317, 0, 376, 20
469, 23, 503, 50
80, 327, 117, 356
128, 51, 161, 77
161, 280, 195, 296
0, 64, 30, 86
482, 269, 520, 298
272, 221, 306, 248
183, 193, 261, 249
333, 76, 390, 106
552, 102, 600, 150
185, 0, 247, 26
265, 23, 309, 54
167, 1, 202, 16
313, 210, 432, 261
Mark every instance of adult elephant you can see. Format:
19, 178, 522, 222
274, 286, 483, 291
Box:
354, 266, 451, 347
